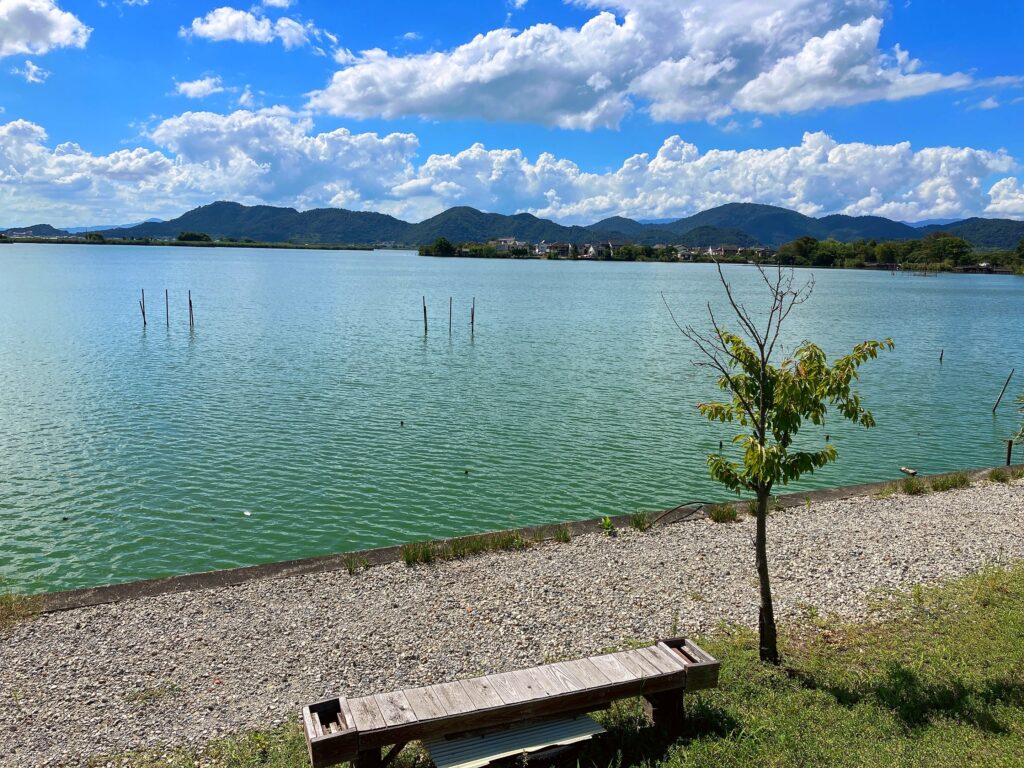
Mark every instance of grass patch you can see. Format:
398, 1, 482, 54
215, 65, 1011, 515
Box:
989, 468, 1011, 484
901, 475, 929, 495
401, 531, 532, 566
629, 511, 653, 531
94, 565, 1024, 767
342, 554, 369, 574
600, 516, 617, 536
707, 503, 739, 523
0, 580, 41, 630
400, 540, 434, 566
553, 525, 572, 543
929, 472, 971, 492
876, 482, 899, 498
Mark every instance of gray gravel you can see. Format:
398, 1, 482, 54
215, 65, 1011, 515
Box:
2, 480, 1023, 766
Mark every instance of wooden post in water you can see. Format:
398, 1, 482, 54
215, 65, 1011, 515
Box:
449, 296, 452, 336
471, 297, 475, 336
165, 289, 169, 327
939, 348, 943, 364
1008, 440, 1015, 467
422, 296, 427, 336
139, 289, 146, 327
993, 368, 1014, 413
188, 290, 194, 329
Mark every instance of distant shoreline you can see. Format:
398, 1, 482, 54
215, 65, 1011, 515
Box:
0, 236, 376, 251
3, 238, 1020, 275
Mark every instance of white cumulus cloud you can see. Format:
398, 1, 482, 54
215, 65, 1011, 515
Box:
0, 0, 90, 58
182, 6, 321, 49
306, 0, 983, 128
175, 76, 225, 98
1, 111, 1021, 227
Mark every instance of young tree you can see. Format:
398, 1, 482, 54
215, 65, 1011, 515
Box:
665, 264, 893, 664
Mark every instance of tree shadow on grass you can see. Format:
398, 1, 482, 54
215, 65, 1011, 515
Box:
788, 662, 1024, 734
572, 697, 740, 768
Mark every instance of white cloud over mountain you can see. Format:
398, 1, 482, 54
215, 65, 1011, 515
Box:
1, 110, 1021, 226
0, 0, 90, 58
306, 0, 976, 128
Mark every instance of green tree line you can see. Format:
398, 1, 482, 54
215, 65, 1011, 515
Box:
777, 232, 1024, 272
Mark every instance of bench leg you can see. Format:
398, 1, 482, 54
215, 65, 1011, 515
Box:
645, 691, 686, 739
356, 748, 382, 768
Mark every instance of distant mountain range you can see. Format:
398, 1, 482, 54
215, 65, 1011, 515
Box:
5, 201, 1024, 250
65, 218, 163, 234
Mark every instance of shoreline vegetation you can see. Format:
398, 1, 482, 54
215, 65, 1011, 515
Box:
3, 229, 1023, 275
86, 563, 1024, 768
3, 477, 1022, 766
419, 234, 1024, 274
0, 233, 375, 251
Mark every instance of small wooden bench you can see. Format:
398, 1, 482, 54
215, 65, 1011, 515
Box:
302, 637, 719, 768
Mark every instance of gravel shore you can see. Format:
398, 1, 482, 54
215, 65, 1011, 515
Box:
2, 480, 1023, 766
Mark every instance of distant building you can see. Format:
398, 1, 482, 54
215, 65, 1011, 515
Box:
489, 237, 529, 253
534, 241, 571, 258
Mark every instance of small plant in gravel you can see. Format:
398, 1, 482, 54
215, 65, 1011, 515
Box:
125, 680, 181, 704
0, 580, 40, 630
342, 554, 369, 574
901, 476, 929, 495
600, 516, 616, 536
489, 530, 531, 551
989, 468, 1011, 484
876, 482, 899, 498
400, 541, 434, 566
553, 525, 572, 543
929, 472, 971, 492
629, 510, 653, 531
707, 503, 738, 523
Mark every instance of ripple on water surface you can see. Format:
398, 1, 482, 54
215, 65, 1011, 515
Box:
0, 245, 1021, 591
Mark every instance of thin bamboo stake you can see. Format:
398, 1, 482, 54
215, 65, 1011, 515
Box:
165, 289, 169, 327
449, 296, 452, 336
939, 348, 943, 364
993, 368, 1015, 413
422, 296, 427, 336
471, 297, 475, 336
139, 289, 146, 327
188, 290, 194, 329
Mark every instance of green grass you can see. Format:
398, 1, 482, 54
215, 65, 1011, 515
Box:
553, 525, 572, 543
707, 503, 739, 523
401, 531, 532, 566
0, 580, 40, 630
929, 472, 971, 492
901, 475, 929, 495
876, 482, 899, 498
95, 564, 1024, 767
989, 468, 1011, 484
629, 511, 653, 531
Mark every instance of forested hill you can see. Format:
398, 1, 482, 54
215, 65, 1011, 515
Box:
43, 200, 1016, 250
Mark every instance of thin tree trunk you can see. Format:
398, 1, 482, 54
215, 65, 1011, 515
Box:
755, 486, 780, 664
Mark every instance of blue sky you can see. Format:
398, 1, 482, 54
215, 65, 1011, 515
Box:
1, 0, 1023, 226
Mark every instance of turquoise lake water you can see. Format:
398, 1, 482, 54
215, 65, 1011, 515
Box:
1, 243, 1022, 592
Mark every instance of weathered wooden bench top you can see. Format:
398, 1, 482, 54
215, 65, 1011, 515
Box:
303, 637, 719, 768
